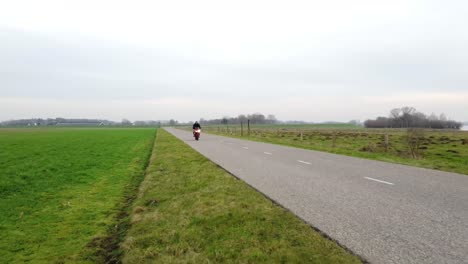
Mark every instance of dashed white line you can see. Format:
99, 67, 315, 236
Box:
264, 152, 272, 155
298, 160, 311, 165
364, 177, 394, 185
242, 147, 249, 149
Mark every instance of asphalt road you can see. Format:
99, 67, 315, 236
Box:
166, 128, 468, 264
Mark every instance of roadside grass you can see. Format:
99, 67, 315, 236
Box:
222, 123, 362, 129
195, 125, 468, 175
122, 129, 362, 263
0, 128, 155, 263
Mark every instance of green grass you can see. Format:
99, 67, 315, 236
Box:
0, 128, 156, 263
196, 125, 468, 175
122, 129, 362, 263
225, 123, 362, 129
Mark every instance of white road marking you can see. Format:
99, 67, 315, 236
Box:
364, 177, 394, 185
242, 147, 249, 149
264, 152, 272, 155
298, 160, 311, 165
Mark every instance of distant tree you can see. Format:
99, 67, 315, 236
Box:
412, 112, 427, 127
348, 120, 360, 126
134, 121, 147, 126
364, 117, 390, 128
428, 113, 438, 121
390, 108, 402, 127
146, 121, 160, 126
195, 112, 280, 126
122, 119, 132, 126
400, 106, 416, 127
439, 113, 447, 121
365, 106, 461, 129
266, 114, 277, 124
238, 115, 248, 123
248, 113, 265, 124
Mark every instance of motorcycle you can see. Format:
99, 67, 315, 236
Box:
193, 128, 201, 141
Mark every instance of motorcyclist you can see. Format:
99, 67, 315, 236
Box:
193, 121, 201, 130
193, 121, 201, 137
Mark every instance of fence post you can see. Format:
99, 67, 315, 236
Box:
241, 122, 244, 136
332, 131, 337, 148
247, 119, 250, 136
300, 130, 303, 141
385, 133, 389, 152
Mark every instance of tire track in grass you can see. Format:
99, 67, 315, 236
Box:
87, 129, 158, 263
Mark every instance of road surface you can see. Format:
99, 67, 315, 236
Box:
166, 128, 468, 264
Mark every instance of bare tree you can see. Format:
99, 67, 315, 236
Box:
366, 107, 461, 129
439, 113, 447, 121
390, 108, 402, 127
221, 117, 228, 125
412, 112, 427, 127
401, 106, 416, 127
266, 114, 277, 124
238, 115, 247, 123
248, 113, 266, 124
428, 113, 438, 121
406, 128, 425, 159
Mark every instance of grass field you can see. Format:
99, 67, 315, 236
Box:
197, 124, 468, 175
122, 129, 362, 263
0, 128, 155, 263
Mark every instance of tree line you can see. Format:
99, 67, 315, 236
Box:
199, 113, 278, 125
0, 118, 113, 126
364, 107, 462, 129
0, 118, 165, 127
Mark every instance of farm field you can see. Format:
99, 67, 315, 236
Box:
0, 128, 156, 263
1, 127, 363, 263
122, 129, 361, 263
198, 124, 468, 175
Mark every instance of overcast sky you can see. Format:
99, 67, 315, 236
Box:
1, 0, 467, 122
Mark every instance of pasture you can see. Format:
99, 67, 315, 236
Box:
122, 129, 361, 263
1, 127, 362, 263
200, 125, 468, 175
0, 128, 155, 263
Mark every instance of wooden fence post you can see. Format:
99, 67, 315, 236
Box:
384, 133, 389, 152
332, 131, 337, 148
247, 120, 250, 136
241, 122, 244, 136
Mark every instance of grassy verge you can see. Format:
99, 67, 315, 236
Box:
122, 129, 362, 263
196, 125, 468, 175
0, 128, 156, 263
